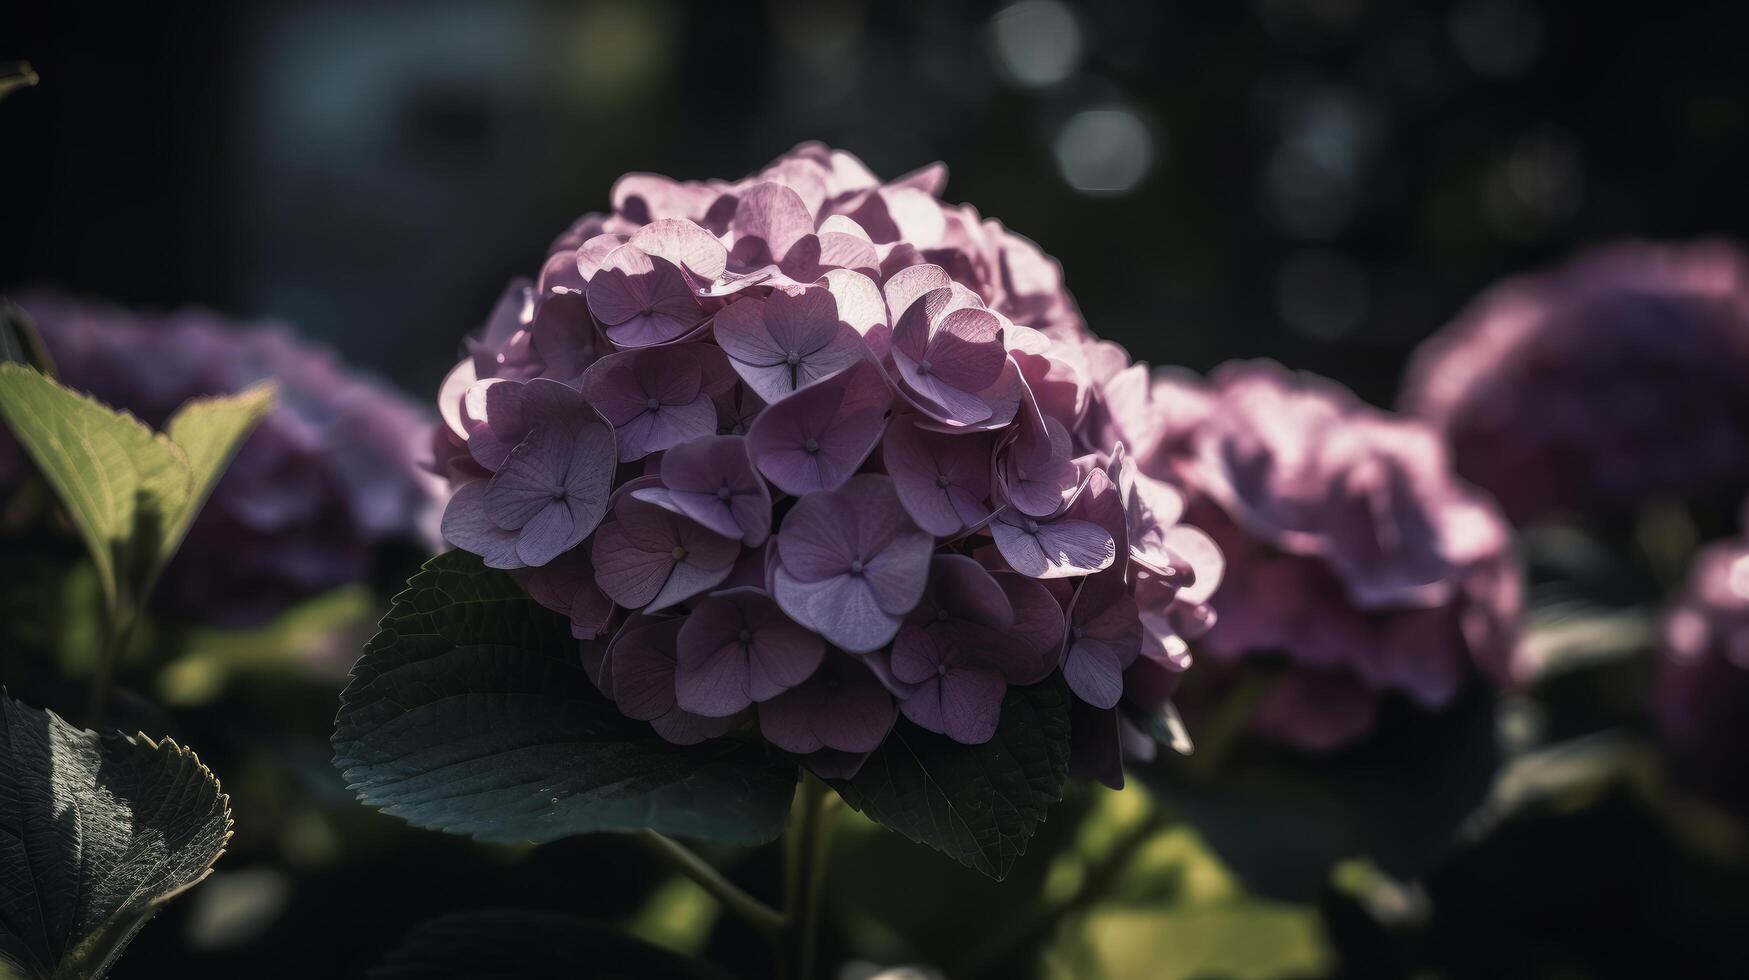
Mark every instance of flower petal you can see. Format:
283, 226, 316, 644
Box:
440, 481, 524, 569
590, 519, 673, 608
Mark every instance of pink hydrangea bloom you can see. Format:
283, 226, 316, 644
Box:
1402, 240, 1749, 524
1107, 359, 1521, 752
1657, 536, 1749, 744
427, 145, 1221, 772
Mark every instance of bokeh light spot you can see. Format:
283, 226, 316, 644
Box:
1054, 106, 1156, 196
989, 0, 1083, 88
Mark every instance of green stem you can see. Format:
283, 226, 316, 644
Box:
84, 602, 135, 728
957, 806, 1174, 978
1190, 669, 1278, 778
636, 830, 785, 936
781, 775, 837, 980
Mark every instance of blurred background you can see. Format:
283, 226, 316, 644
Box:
7, 0, 1747, 408
6, 2, 1749, 978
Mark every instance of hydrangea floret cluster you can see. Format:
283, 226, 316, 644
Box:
3, 293, 444, 624
433, 144, 1220, 778
1093, 358, 1522, 751
1401, 241, 1749, 524
1657, 527, 1749, 746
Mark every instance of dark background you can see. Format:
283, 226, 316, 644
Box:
5, 0, 1746, 412
5, 2, 1749, 977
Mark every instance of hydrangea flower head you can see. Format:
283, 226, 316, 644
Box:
1657, 535, 1749, 748
427, 145, 1221, 775
3, 293, 442, 625
1402, 240, 1749, 524
772, 474, 933, 653
591, 481, 739, 612
675, 587, 825, 717
1112, 359, 1521, 752
639, 434, 771, 545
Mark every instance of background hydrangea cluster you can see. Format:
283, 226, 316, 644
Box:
1095, 357, 1523, 751
1402, 241, 1749, 525
2, 293, 444, 625
433, 144, 1220, 776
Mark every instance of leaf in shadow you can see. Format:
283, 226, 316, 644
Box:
832, 681, 1072, 881
0, 299, 54, 374
0, 693, 232, 980
332, 550, 798, 846
1139, 687, 1500, 902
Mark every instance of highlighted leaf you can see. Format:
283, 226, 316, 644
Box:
0, 694, 232, 979
158, 382, 277, 572
0, 363, 190, 608
0, 365, 273, 610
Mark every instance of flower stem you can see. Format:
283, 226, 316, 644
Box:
957, 805, 1174, 978
84, 601, 135, 728
1190, 669, 1278, 778
636, 830, 785, 936
780, 774, 838, 980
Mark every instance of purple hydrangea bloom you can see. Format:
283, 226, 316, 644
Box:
675, 587, 824, 717
427, 145, 1222, 762
582, 345, 721, 461
585, 223, 725, 348
996, 386, 1081, 518
591, 483, 739, 612
990, 466, 1123, 579
439, 378, 615, 568
1062, 569, 1144, 710
1113, 359, 1521, 752
712, 283, 866, 402
517, 547, 614, 639
1402, 240, 1749, 524
882, 415, 995, 537
881, 266, 1025, 432
634, 434, 772, 545
889, 276, 1008, 426
771, 474, 933, 653
878, 556, 1055, 743
5, 293, 442, 626
480, 404, 614, 566
757, 651, 896, 755
746, 357, 889, 496
603, 615, 739, 745
1657, 536, 1749, 744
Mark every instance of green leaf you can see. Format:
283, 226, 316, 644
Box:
1048, 901, 1331, 980
157, 585, 376, 706
0, 694, 232, 980
332, 550, 797, 845
369, 910, 730, 980
833, 681, 1072, 881
157, 382, 276, 573
0, 299, 54, 374
0, 365, 273, 612
0, 364, 189, 610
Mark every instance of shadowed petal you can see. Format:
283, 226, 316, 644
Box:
590, 519, 672, 608
441, 481, 524, 569
758, 654, 896, 754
